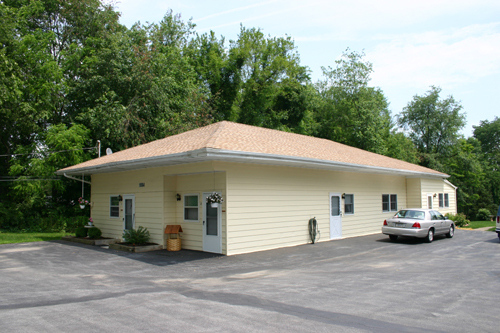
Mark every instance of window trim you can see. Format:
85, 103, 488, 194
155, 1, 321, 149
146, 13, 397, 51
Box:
382, 194, 398, 212
444, 193, 449, 208
110, 195, 120, 218
438, 193, 444, 208
183, 193, 199, 222
344, 194, 354, 215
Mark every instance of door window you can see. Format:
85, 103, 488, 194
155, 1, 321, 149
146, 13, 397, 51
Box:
205, 202, 218, 236
331, 196, 340, 216
124, 198, 133, 230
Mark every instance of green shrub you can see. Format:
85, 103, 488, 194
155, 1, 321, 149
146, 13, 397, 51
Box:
445, 213, 470, 227
123, 226, 150, 245
87, 227, 102, 239
476, 208, 491, 221
75, 226, 88, 238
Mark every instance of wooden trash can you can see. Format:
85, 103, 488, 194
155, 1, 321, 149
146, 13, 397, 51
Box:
165, 225, 183, 251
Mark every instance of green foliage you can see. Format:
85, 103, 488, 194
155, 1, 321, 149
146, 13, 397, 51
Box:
75, 226, 88, 238
398, 86, 466, 167
87, 227, 102, 239
316, 49, 394, 155
445, 213, 470, 227
476, 208, 491, 221
473, 117, 500, 208
122, 226, 150, 245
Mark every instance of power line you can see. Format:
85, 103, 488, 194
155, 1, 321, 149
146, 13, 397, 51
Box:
0, 146, 97, 157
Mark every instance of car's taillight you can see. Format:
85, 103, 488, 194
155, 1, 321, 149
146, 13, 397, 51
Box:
383, 220, 387, 226
497, 216, 499, 223
412, 222, 421, 228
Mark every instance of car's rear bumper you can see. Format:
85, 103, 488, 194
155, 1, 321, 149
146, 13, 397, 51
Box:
382, 226, 429, 238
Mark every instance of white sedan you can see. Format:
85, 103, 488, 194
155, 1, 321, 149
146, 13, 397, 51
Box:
382, 209, 455, 243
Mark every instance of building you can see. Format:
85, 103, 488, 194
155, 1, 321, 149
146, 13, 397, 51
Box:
57, 121, 457, 255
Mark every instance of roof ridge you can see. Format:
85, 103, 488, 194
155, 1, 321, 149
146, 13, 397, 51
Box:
204, 121, 227, 148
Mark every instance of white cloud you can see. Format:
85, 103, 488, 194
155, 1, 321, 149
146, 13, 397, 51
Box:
368, 24, 500, 89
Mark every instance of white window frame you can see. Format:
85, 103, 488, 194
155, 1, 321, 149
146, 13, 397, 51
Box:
344, 194, 354, 215
382, 194, 398, 212
444, 193, 449, 208
183, 194, 199, 222
110, 195, 120, 218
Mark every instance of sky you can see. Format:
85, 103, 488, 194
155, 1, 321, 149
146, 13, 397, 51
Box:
114, 0, 500, 137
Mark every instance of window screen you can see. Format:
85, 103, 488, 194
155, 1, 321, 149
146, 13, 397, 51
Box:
344, 194, 354, 214
444, 193, 449, 207
110, 196, 120, 217
383, 194, 397, 212
184, 195, 199, 221
439, 193, 444, 207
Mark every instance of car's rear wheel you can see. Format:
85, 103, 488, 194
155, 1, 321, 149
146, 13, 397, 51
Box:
389, 235, 398, 241
446, 225, 454, 238
425, 229, 434, 243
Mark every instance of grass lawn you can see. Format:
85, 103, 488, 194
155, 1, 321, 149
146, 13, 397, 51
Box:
0, 231, 74, 245
466, 221, 496, 230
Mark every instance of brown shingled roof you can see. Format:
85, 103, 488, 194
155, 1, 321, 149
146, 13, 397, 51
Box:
58, 121, 445, 176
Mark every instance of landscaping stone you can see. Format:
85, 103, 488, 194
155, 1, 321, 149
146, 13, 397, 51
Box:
61, 236, 120, 246
108, 242, 163, 253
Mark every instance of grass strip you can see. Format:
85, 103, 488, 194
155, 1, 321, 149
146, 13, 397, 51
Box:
0, 231, 74, 244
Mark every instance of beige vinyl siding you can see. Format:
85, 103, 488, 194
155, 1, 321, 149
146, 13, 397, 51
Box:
406, 178, 422, 208
91, 169, 164, 245
166, 170, 226, 253
223, 162, 407, 256
420, 178, 456, 215
91, 161, 226, 251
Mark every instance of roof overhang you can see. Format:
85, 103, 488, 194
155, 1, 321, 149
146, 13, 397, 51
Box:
56, 148, 448, 179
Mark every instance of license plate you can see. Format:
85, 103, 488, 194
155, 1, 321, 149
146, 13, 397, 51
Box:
395, 223, 405, 228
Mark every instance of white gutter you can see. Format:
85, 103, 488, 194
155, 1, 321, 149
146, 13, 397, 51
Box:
58, 148, 448, 179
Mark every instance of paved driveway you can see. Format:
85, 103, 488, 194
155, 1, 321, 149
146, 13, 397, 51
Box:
0, 230, 499, 332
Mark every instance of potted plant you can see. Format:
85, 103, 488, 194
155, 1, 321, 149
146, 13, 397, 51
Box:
206, 192, 224, 208
88, 217, 94, 226
78, 197, 89, 209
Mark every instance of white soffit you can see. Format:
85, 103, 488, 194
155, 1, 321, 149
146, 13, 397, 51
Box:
58, 148, 447, 179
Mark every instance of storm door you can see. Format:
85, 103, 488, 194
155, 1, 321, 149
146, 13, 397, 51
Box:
329, 192, 342, 239
123, 194, 135, 231
202, 192, 222, 253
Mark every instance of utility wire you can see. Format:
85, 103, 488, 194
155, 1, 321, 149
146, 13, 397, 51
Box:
0, 146, 97, 157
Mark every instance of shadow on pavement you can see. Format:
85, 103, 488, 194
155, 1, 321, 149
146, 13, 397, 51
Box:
51, 239, 222, 266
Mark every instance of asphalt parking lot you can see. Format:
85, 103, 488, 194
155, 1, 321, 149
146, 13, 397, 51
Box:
0, 230, 499, 332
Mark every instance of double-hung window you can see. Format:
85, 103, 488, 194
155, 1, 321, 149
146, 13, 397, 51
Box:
110, 196, 120, 218
438, 193, 450, 208
382, 194, 397, 212
344, 194, 354, 214
184, 194, 199, 221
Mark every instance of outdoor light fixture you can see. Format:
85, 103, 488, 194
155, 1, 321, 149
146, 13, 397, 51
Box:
342, 193, 345, 199
118, 195, 123, 201
433, 193, 437, 198
176, 194, 181, 201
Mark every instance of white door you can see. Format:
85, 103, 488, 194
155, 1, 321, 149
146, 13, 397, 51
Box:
427, 194, 433, 209
123, 194, 135, 231
202, 192, 222, 253
330, 192, 342, 239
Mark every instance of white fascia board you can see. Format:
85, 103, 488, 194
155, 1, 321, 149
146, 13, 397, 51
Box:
444, 179, 458, 189
57, 147, 448, 179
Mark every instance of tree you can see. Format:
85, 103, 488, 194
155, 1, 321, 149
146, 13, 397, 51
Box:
444, 138, 493, 219
473, 117, 500, 206
316, 49, 394, 155
398, 86, 466, 169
